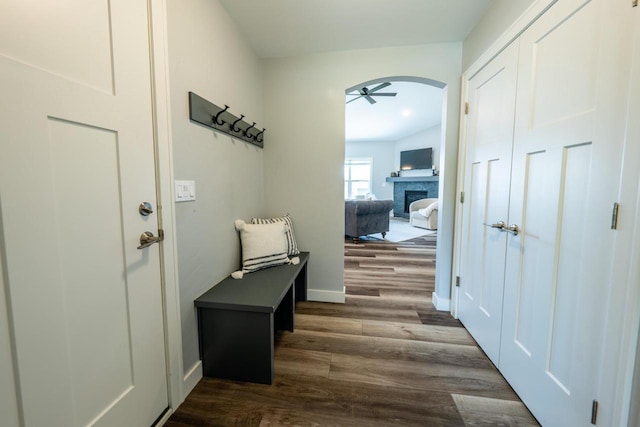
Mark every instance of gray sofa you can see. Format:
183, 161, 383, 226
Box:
344, 200, 394, 242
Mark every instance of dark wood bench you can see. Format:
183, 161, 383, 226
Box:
194, 252, 309, 384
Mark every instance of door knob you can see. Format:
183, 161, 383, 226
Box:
137, 231, 163, 249
139, 202, 154, 216
503, 224, 519, 236
483, 221, 505, 229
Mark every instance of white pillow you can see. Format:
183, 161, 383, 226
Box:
232, 220, 297, 279
251, 213, 300, 256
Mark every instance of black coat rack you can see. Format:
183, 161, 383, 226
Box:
188, 92, 265, 148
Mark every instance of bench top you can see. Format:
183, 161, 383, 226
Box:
194, 252, 309, 313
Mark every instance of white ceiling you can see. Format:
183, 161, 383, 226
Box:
218, 0, 493, 142
345, 81, 444, 142
218, 0, 493, 59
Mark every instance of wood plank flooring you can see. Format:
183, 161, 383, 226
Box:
165, 235, 539, 426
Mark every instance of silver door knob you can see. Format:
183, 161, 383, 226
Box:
139, 202, 154, 216
504, 224, 519, 236
137, 231, 162, 249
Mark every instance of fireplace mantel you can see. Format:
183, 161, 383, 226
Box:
385, 176, 439, 183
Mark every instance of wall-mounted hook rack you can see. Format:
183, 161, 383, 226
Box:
188, 92, 264, 148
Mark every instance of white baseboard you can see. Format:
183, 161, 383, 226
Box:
432, 292, 451, 312
155, 408, 173, 426
182, 360, 202, 397
307, 287, 345, 303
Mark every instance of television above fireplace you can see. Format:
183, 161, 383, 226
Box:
400, 148, 432, 171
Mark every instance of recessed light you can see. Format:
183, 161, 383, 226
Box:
401, 109, 413, 117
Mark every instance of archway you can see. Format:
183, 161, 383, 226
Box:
344, 76, 453, 311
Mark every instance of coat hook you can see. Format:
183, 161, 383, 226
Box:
255, 128, 266, 143
244, 122, 257, 138
213, 105, 229, 126
230, 114, 244, 133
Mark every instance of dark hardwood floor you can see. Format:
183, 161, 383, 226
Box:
165, 234, 539, 426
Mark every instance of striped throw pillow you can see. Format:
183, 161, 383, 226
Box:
251, 214, 300, 256
232, 220, 290, 278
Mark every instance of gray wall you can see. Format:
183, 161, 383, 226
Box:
261, 44, 462, 303
0, 246, 19, 427
394, 125, 442, 177
166, 0, 265, 373
344, 141, 395, 201
345, 125, 442, 203
631, 326, 640, 427
345, 125, 442, 204
462, 0, 536, 71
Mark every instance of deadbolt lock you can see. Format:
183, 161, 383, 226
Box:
139, 202, 154, 216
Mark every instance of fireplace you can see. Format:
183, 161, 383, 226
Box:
386, 176, 439, 218
404, 190, 428, 213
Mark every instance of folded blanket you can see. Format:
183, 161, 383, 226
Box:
418, 201, 438, 218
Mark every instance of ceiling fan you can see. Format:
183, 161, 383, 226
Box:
346, 82, 397, 104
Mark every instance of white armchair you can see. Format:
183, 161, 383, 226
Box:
409, 198, 438, 230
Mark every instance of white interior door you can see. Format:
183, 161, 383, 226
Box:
498, 0, 634, 425
457, 42, 519, 365
0, 1, 168, 426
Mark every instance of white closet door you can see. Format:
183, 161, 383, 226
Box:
457, 41, 519, 365
499, 0, 634, 425
0, 0, 168, 425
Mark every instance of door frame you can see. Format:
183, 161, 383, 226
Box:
596, 5, 640, 422
149, 0, 184, 419
344, 76, 453, 310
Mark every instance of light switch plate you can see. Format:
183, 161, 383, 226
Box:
175, 180, 196, 202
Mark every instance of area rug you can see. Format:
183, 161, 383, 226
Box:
385, 219, 436, 242
353, 219, 436, 242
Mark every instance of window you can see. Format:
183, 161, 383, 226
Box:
344, 158, 372, 199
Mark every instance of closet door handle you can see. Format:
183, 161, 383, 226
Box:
483, 221, 505, 229
503, 224, 519, 236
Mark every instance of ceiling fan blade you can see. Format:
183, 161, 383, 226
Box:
345, 85, 394, 104
367, 82, 391, 93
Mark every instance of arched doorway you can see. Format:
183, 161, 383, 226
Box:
344, 76, 453, 311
